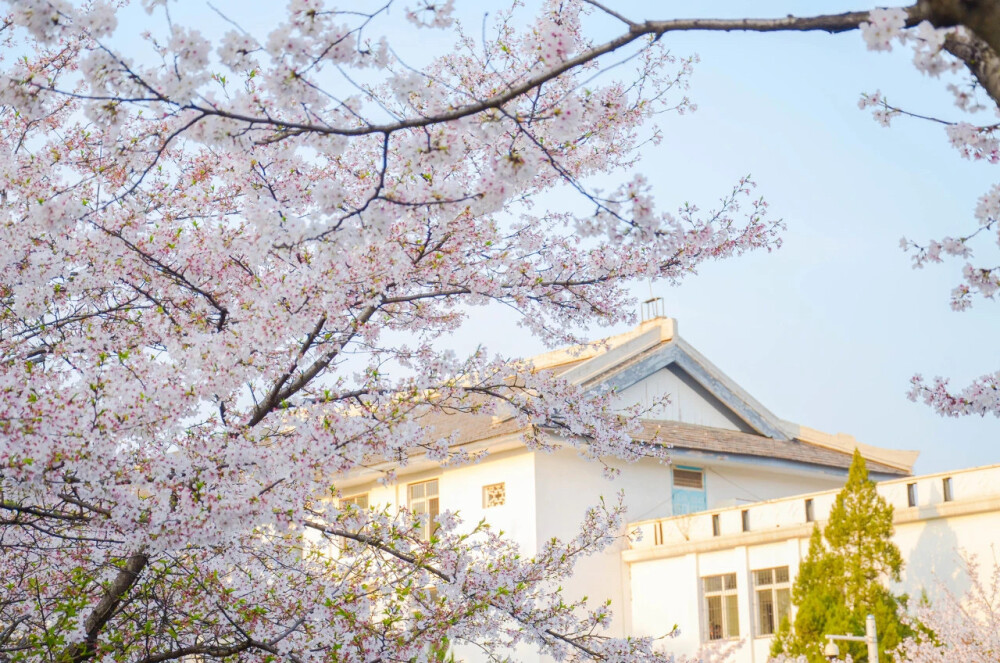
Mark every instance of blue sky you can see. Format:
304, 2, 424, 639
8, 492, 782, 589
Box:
118, 1, 999, 473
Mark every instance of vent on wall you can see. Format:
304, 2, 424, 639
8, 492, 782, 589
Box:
673, 467, 704, 490
483, 482, 506, 508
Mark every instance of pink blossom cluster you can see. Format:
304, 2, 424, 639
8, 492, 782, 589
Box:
908, 371, 1000, 417
0, 0, 781, 660
859, 8, 908, 52
859, 12, 1000, 417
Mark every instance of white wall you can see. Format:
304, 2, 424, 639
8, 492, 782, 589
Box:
686, 457, 847, 511
533, 448, 677, 639
614, 366, 754, 432
340, 446, 539, 552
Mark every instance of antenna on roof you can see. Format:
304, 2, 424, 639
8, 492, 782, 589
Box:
641, 296, 665, 322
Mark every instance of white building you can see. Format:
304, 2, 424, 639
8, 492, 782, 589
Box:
627, 463, 1000, 662
334, 315, 929, 660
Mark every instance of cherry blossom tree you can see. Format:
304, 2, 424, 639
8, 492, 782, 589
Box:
0, 1, 779, 661
1, 0, 998, 661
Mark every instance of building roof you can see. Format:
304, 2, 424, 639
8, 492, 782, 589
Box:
527, 316, 918, 474
632, 420, 909, 476
341, 316, 917, 482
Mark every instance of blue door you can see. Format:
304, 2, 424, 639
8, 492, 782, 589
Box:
672, 466, 707, 515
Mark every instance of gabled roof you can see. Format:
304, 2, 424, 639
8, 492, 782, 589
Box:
529, 317, 918, 475
533, 318, 788, 439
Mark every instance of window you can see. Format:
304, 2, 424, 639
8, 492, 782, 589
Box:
341, 493, 369, 509
482, 482, 505, 508
337, 494, 370, 554
907, 483, 917, 508
408, 479, 439, 540
943, 477, 953, 502
673, 466, 707, 515
804, 498, 814, 523
741, 509, 750, 532
704, 573, 739, 641
712, 514, 720, 537
753, 566, 791, 636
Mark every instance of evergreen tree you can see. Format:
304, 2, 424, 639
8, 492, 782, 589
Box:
771, 451, 909, 662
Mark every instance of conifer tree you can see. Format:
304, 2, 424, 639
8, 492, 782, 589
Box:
771, 451, 909, 662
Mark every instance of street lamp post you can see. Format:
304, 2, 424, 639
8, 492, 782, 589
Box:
823, 614, 878, 663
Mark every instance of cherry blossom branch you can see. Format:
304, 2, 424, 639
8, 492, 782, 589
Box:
59, 552, 149, 663
33, 6, 952, 141
302, 521, 607, 659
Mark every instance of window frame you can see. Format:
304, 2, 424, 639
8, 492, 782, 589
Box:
408, 479, 440, 541
341, 493, 369, 509
752, 566, 791, 637
702, 572, 740, 642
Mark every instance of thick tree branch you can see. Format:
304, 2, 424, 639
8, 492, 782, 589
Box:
59, 552, 149, 663
134, 639, 256, 663
639, 8, 933, 36
74, 6, 941, 143
944, 28, 1000, 104
921, 0, 1000, 56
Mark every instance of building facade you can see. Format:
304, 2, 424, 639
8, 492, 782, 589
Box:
627, 464, 1000, 662
331, 316, 930, 661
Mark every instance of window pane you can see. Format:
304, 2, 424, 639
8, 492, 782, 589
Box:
776, 588, 791, 626
724, 573, 737, 591
754, 569, 773, 586
706, 596, 723, 640
725, 594, 740, 637
412, 501, 426, 515
757, 590, 775, 635
410, 483, 424, 499
429, 497, 439, 520
704, 576, 722, 593
775, 566, 789, 584
426, 480, 439, 497
342, 494, 368, 508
